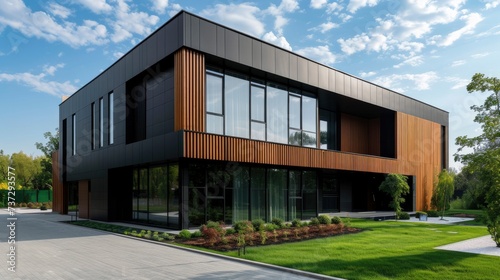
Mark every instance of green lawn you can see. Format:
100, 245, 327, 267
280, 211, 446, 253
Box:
220, 219, 499, 280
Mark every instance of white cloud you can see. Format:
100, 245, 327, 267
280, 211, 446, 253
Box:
372, 71, 438, 92
43, 63, 65, 75
397, 41, 425, 53
262, 31, 292, 50
471, 52, 490, 58
113, 51, 124, 59
201, 3, 265, 37
445, 77, 469, 90
0, 64, 77, 97
110, 0, 159, 43
347, 0, 379, 13
48, 2, 71, 19
168, 3, 182, 17
73, 0, 112, 14
338, 32, 393, 54
393, 55, 424, 68
310, 0, 328, 9
327, 2, 344, 14
317, 21, 339, 33
451, 60, 466, 67
438, 13, 483, 47
476, 24, 500, 37
339, 13, 352, 22
0, 1, 108, 48
360, 71, 376, 78
266, 0, 300, 34
485, 0, 500, 9
296, 45, 337, 65
151, 0, 168, 14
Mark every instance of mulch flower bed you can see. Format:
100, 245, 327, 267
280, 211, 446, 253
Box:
177, 224, 361, 251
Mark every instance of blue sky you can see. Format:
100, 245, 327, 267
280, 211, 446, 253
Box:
1, 0, 499, 169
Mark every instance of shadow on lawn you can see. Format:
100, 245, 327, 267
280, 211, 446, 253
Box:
288, 249, 476, 279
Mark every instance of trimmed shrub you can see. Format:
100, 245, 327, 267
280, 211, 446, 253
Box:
271, 218, 285, 229
331, 216, 343, 225
226, 228, 236, 235
40, 205, 47, 210
178, 229, 192, 239
191, 230, 202, 238
317, 215, 332, 225
427, 210, 439, 217
309, 217, 320, 226
251, 219, 265, 231
233, 220, 254, 233
291, 218, 302, 228
264, 223, 278, 232
398, 211, 410, 220
20, 202, 27, 207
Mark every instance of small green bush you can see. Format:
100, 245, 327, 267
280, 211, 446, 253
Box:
264, 223, 278, 231
27, 202, 34, 209
415, 211, 427, 218
301, 221, 309, 227
233, 220, 254, 233
291, 218, 302, 228
251, 219, 265, 230
178, 229, 192, 239
427, 210, 439, 217
191, 230, 202, 238
317, 215, 332, 225
331, 216, 343, 225
226, 228, 236, 235
271, 218, 285, 228
450, 198, 465, 210
398, 211, 410, 220
309, 217, 320, 226
20, 202, 27, 207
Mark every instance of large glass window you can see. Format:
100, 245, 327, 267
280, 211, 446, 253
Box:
251, 85, 266, 141
288, 170, 302, 220
188, 164, 206, 227
167, 164, 180, 228
303, 170, 317, 219
250, 167, 266, 221
99, 97, 104, 147
268, 168, 287, 221
91, 102, 96, 150
72, 114, 76, 155
148, 166, 167, 225
205, 68, 318, 147
225, 74, 249, 138
228, 167, 249, 223
267, 84, 288, 144
108, 92, 114, 145
206, 72, 224, 135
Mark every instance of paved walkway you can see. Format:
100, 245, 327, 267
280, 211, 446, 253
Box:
436, 236, 500, 257
0, 209, 338, 280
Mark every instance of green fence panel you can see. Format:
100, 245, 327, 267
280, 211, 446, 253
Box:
38, 190, 52, 203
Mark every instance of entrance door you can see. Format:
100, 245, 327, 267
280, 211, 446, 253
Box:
320, 173, 339, 213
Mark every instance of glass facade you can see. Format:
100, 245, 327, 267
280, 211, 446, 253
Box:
205, 68, 318, 148
131, 164, 180, 228
187, 161, 317, 226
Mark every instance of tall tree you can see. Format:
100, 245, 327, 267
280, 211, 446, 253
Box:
455, 73, 500, 247
0, 150, 10, 182
379, 173, 410, 220
432, 170, 455, 219
34, 129, 59, 190
10, 152, 40, 189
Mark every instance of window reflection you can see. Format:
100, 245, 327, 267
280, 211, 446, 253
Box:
267, 85, 288, 144
225, 74, 249, 138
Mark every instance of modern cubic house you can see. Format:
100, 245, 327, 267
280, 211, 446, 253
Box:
54, 11, 448, 229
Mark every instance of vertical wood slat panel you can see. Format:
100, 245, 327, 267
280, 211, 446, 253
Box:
174, 48, 205, 132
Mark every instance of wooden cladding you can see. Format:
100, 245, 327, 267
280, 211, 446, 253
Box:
174, 48, 206, 132
340, 113, 381, 156
183, 112, 443, 210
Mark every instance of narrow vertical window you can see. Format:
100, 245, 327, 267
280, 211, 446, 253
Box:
99, 97, 104, 147
72, 114, 76, 155
206, 71, 224, 135
108, 92, 114, 145
91, 102, 95, 150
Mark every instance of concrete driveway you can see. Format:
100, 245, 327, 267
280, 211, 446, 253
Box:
0, 209, 334, 280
